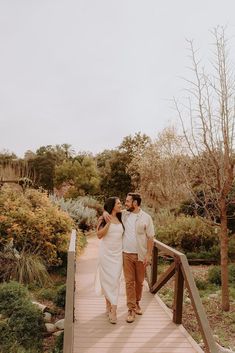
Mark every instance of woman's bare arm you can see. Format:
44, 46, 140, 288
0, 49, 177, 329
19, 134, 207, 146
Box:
96, 218, 111, 239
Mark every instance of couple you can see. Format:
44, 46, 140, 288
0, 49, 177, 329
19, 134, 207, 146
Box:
96, 192, 155, 324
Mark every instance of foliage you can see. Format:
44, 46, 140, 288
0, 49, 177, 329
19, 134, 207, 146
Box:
208, 264, 235, 286
51, 195, 98, 231
130, 127, 188, 210
0, 282, 44, 353
156, 214, 219, 253
54, 284, 66, 308
0, 246, 51, 286
8, 303, 44, 350
0, 188, 73, 268
27, 144, 74, 192
97, 150, 132, 200
52, 332, 64, 353
54, 155, 100, 197
195, 278, 208, 290
0, 281, 28, 317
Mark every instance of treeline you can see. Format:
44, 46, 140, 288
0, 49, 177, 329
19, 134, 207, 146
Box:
0, 133, 150, 200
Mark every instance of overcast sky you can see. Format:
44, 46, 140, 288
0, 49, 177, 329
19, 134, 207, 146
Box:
1, 0, 235, 157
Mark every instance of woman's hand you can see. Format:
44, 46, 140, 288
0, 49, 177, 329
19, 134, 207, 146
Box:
103, 210, 112, 223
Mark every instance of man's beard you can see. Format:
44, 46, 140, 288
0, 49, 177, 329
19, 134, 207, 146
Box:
126, 206, 135, 212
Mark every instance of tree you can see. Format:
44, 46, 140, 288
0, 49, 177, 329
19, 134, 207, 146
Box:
97, 150, 133, 200
130, 127, 188, 210
27, 144, 74, 192
175, 27, 235, 311
119, 132, 151, 190
54, 156, 100, 197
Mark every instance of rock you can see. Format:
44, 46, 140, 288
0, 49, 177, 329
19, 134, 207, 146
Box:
0, 314, 6, 320
216, 343, 235, 353
53, 330, 64, 337
43, 312, 52, 323
55, 319, 64, 330
32, 301, 47, 312
208, 294, 218, 299
45, 323, 57, 333
184, 297, 191, 304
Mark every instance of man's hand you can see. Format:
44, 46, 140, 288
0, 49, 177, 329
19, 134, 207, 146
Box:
143, 253, 151, 267
103, 210, 112, 223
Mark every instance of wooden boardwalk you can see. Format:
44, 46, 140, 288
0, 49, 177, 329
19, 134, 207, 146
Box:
73, 235, 204, 353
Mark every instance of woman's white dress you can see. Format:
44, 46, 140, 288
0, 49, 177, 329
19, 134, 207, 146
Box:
95, 222, 123, 305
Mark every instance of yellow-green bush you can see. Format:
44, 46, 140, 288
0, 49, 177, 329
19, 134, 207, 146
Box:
0, 188, 74, 268
156, 214, 219, 253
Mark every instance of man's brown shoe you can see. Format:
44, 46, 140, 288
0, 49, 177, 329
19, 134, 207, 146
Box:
135, 304, 142, 315
126, 310, 135, 323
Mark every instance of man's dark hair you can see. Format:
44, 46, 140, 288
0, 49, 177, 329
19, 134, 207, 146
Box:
128, 192, 142, 206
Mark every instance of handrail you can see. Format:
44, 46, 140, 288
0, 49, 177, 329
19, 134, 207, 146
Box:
148, 239, 218, 353
63, 229, 77, 353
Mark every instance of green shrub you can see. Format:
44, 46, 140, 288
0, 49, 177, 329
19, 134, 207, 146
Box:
0, 247, 51, 286
195, 278, 208, 290
228, 236, 235, 261
0, 281, 28, 316
8, 303, 44, 351
52, 332, 64, 353
54, 284, 66, 308
157, 215, 219, 253
36, 287, 56, 301
0, 282, 44, 353
0, 188, 73, 268
208, 264, 235, 286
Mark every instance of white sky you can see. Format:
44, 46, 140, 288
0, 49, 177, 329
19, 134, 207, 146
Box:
0, 0, 235, 157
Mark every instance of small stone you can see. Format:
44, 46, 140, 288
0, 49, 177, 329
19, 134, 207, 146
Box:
55, 319, 64, 330
208, 294, 218, 299
184, 298, 191, 304
45, 323, 57, 333
53, 330, 64, 337
32, 301, 47, 312
43, 312, 52, 323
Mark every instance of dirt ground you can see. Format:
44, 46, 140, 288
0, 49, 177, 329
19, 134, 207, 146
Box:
158, 265, 235, 351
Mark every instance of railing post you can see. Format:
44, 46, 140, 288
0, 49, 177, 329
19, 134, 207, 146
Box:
173, 256, 184, 324
151, 246, 158, 290
63, 229, 76, 353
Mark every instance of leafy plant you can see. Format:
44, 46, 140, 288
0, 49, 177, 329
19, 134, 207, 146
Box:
0, 245, 51, 286
0, 281, 28, 317
156, 214, 219, 253
50, 195, 99, 231
0, 188, 73, 267
54, 284, 66, 308
52, 332, 64, 353
0, 282, 44, 353
208, 264, 235, 286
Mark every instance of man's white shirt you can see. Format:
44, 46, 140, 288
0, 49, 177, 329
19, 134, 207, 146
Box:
123, 212, 138, 253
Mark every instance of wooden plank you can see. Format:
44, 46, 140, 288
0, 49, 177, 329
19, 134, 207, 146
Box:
173, 258, 184, 324
63, 229, 76, 353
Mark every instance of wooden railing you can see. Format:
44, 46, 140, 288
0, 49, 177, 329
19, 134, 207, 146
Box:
147, 239, 218, 353
63, 229, 77, 353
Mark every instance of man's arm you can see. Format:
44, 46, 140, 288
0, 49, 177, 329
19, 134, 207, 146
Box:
143, 237, 154, 267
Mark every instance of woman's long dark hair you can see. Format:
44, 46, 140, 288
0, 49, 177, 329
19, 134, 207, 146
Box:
99, 196, 124, 230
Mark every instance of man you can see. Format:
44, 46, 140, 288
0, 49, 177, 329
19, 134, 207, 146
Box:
104, 192, 155, 323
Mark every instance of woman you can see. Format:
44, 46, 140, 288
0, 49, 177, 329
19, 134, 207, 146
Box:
96, 197, 124, 324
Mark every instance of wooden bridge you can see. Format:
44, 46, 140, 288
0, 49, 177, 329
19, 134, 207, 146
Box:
63, 231, 219, 353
